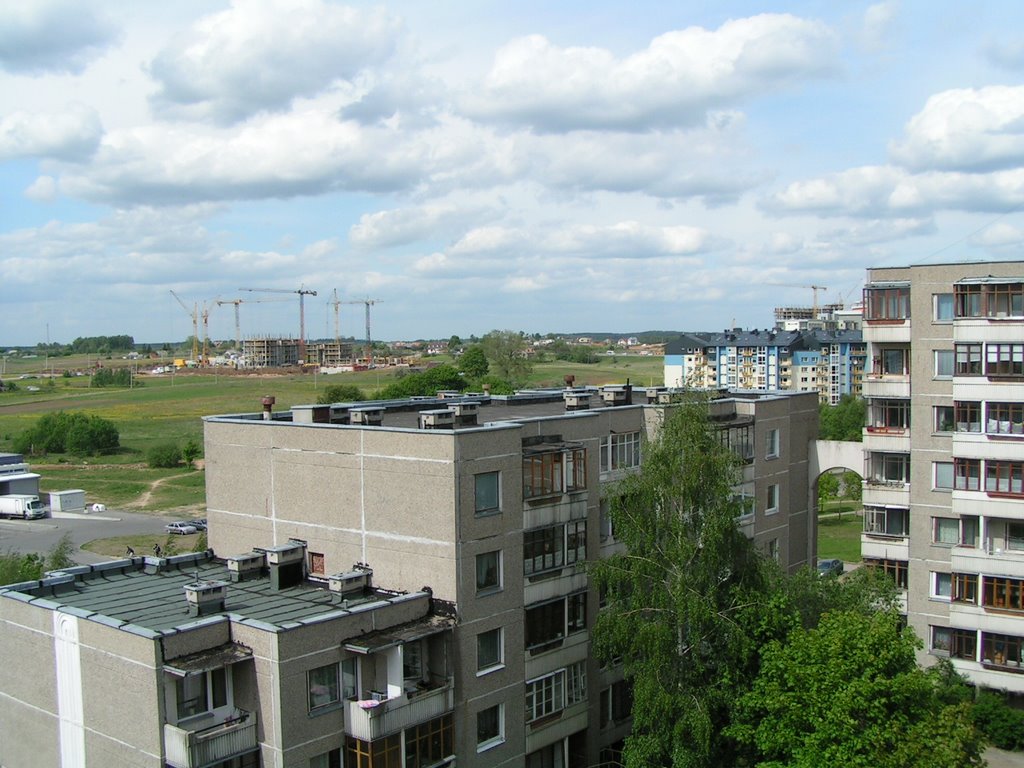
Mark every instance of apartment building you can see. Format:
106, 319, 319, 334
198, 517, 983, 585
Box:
664, 329, 864, 404
860, 260, 1024, 692
0, 386, 817, 767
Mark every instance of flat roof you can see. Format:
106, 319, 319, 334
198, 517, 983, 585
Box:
0, 553, 422, 635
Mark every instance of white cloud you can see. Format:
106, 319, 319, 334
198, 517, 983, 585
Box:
890, 86, 1024, 173
971, 222, 1024, 248
24, 175, 57, 202
350, 204, 492, 248
859, 2, 898, 51
0, 0, 119, 75
0, 104, 102, 161
465, 14, 838, 132
148, 0, 401, 123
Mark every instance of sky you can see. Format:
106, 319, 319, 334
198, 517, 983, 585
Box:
2, 1, 1024, 346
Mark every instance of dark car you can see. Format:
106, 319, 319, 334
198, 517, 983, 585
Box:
188, 518, 208, 531
817, 558, 844, 578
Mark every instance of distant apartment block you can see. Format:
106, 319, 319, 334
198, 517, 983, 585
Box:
663, 328, 865, 404
860, 260, 1024, 692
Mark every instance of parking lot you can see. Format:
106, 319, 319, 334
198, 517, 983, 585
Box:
0, 509, 172, 564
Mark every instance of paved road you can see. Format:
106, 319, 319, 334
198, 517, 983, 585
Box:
0, 510, 174, 564
987, 747, 1024, 767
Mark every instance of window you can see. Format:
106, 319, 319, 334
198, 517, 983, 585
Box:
567, 591, 587, 633
600, 680, 633, 728
768, 538, 779, 562
954, 401, 981, 432
934, 462, 954, 490
955, 344, 982, 375
525, 670, 565, 722
765, 484, 779, 515
932, 626, 952, 654
951, 629, 978, 660
346, 734, 400, 768
474, 472, 500, 516
405, 714, 453, 768
176, 668, 228, 721
403, 641, 422, 682
955, 283, 983, 317
983, 576, 1024, 611
934, 405, 954, 432
864, 558, 908, 589
864, 285, 910, 320
600, 432, 641, 472
526, 599, 566, 650
599, 497, 614, 542
870, 400, 909, 430
308, 663, 340, 712
477, 704, 504, 751
987, 403, 1024, 435
933, 517, 959, 545
982, 632, 1024, 668
868, 453, 910, 483
986, 460, 1024, 495
527, 742, 565, 768
934, 293, 954, 321
1010, 522, 1024, 551
934, 350, 954, 378
523, 447, 586, 499
962, 516, 980, 547
477, 628, 503, 673
341, 657, 357, 700
986, 343, 1024, 376
879, 348, 908, 376
310, 749, 341, 768
953, 573, 978, 603
864, 506, 909, 537
476, 550, 501, 594
524, 526, 564, 575
932, 572, 952, 600
719, 424, 754, 461
765, 428, 780, 458
566, 520, 586, 565
566, 661, 587, 706
989, 282, 1024, 317
955, 458, 981, 490
309, 551, 325, 575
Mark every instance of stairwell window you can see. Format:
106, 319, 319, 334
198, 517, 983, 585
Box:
765, 484, 779, 515
476, 551, 502, 595
474, 471, 500, 516
765, 428, 780, 459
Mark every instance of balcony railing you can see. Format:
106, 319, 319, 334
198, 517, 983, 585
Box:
164, 709, 258, 768
345, 681, 454, 741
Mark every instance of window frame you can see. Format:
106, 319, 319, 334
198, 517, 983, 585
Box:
525, 670, 565, 723
933, 517, 959, 545
987, 402, 1024, 436
475, 550, 502, 595
600, 431, 641, 473
985, 460, 1024, 496
476, 628, 504, 674
955, 344, 983, 376
954, 458, 981, 490
934, 349, 954, 378
934, 405, 954, 433
308, 662, 341, 713
765, 483, 779, 515
934, 461, 954, 490
476, 704, 504, 752
932, 571, 953, 600
474, 471, 501, 517
765, 428, 780, 459
934, 293, 954, 322
986, 343, 1024, 377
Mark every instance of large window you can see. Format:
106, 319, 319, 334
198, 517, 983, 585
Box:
989, 282, 1024, 317
719, 424, 754, 462
477, 628, 503, 673
476, 550, 501, 595
878, 348, 908, 376
987, 403, 1024, 435
308, 663, 340, 712
955, 458, 981, 490
955, 401, 981, 432
953, 573, 979, 604
345, 734, 401, 768
986, 344, 1024, 376
935, 350, 954, 378
864, 558, 908, 589
933, 517, 959, 545
955, 283, 983, 317
524, 522, 586, 576
600, 432, 641, 472
525, 670, 565, 722
986, 460, 1024, 495
176, 668, 228, 721
864, 285, 910, 320
934, 293, 954, 321
868, 453, 910, 484
477, 704, 504, 751
864, 506, 909, 537
525, 593, 587, 650
955, 344, 982, 375
405, 714, 453, 768
600, 680, 633, 728
474, 472, 500, 516
523, 447, 586, 499
982, 632, 1024, 668
983, 576, 1024, 612
871, 400, 910, 430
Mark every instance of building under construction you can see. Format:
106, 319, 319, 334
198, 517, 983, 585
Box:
242, 338, 353, 368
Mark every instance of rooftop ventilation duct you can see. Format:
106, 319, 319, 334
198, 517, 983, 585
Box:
225, 552, 266, 582
564, 391, 592, 411
451, 401, 479, 426
419, 409, 455, 430
263, 540, 306, 591
329, 566, 373, 598
183, 580, 228, 617
350, 406, 384, 426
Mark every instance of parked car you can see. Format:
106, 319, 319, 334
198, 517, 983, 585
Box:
188, 518, 207, 531
817, 558, 844, 578
165, 521, 198, 535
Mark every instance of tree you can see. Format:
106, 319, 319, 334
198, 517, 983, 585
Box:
479, 330, 532, 385
817, 471, 840, 515
447, 335, 461, 352
458, 345, 489, 380
730, 611, 984, 768
819, 395, 866, 441
14, 411, 119, 456
147, 443, 182, 468
590, 394, 773, 768
376, 365, 466, 399
182, 439, 202, 467
841, 469, 862, 511
317, 383, 366, 404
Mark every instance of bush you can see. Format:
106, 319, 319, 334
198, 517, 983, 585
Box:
14, 411, 120, 456
377, 365, 466, 399
91, 368, 138, 387
972, 692, 1024, 750
147, 443, 182, 469
182, 439, 202, 467
317, 384, 366, 404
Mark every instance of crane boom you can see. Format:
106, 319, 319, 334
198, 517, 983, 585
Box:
343, 298, 382, 366
239, 286, 318, 363
169, 290, 199, 364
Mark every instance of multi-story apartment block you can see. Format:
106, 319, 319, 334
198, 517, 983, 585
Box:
1, 386, 818, 767
861, 260, 1024, 692
664, 329, 864, 404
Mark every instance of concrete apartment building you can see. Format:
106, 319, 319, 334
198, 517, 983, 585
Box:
0, 385, 817, 768
861, 260, 1024, 692
663, 328, 865, 404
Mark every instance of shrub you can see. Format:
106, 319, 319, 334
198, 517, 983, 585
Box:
317, 384, 366, 404
377, 365, 466, 399
972, 692, 1024, 750
147, 443, 182, 469
182, 439, 202, 467
14, 411, 120, 456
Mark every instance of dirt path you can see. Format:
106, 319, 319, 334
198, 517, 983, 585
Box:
127, 469, 203, 510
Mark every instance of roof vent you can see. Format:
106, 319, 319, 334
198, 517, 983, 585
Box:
420, 409, 455, 430
183, 580, 228, 617
264, 540, 306, 591
564, 391, 592, 411
451, 401, 479, 426
646, 387, 667, 404
438, 390, 463, 399
601, 387, 629, 406
225, 552, 266, 582
350, 406, 384, 426
329, 567, 373, 597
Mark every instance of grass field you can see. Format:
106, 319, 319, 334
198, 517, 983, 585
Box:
0, 354, 664, 510
81, 532, 206, 558
817, 512, 864, 562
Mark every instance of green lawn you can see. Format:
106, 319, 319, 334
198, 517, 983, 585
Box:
81, 532, 206, 558
817, 512, 863, 562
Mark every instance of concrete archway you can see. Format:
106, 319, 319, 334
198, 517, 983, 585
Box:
808, 439, 864, 563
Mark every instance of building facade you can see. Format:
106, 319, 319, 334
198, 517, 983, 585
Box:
861, 260, 1024, 692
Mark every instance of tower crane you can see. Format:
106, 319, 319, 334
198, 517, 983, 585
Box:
169, 290, 199, 364
343, 298, 382, 367
328, 289, 342, 344
217, 299, 244, 350
766, 283, 830, 316
239, 286, 318, 363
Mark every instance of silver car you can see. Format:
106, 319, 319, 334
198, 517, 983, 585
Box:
165, 521, 198, 535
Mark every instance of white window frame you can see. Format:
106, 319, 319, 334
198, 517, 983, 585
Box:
600, 432, 641, 473
477, 627, 504, 675
933, 517, 959, 546
932, 571, 952, 600
176, 667, 231, 724
525, 669, 565, 722
934, 350, 954, 379
934, 293, 954, 322
765, 428, 780, 459
476, 703, 505, 752
765, 484, 779, 515
934, 462, 954, 490
475, 550, 502, 595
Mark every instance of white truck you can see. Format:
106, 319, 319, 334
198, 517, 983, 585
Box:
0, 494, 47, 520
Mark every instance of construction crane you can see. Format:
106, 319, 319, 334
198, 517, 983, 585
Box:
239, 286, 318, 363
766, 283, 830, 316
328, 289, 342, 343
169, 290, 199, 364
344, 298, 382, 367
217, 299, 244, 350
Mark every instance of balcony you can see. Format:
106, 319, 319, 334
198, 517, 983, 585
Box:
345, 682, 454, 742
862, 428, 910, 452
164, 710, 258, 768
861, 535, 908, 561
862, 322, 911, 343
952, 545, 1024, 579
862, 376, 910, 399
862, 481, 910, 507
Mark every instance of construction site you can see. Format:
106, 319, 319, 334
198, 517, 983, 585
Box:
169, 287, 381, 370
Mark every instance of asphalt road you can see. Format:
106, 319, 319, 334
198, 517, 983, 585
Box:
0, 510, 174, 564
